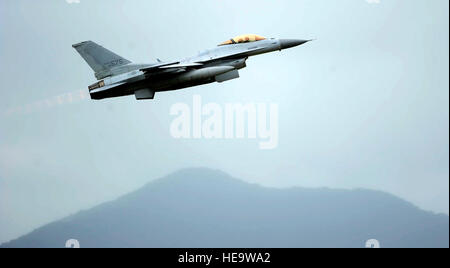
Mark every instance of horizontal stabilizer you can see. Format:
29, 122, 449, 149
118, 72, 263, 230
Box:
89, 82, 126, 94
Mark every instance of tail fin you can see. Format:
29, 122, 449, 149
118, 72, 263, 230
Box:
72, 41, 131, 80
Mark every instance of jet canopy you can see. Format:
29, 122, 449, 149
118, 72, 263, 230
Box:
219, 34, 267, 46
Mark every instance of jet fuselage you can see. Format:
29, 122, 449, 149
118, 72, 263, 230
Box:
73, 37, 309, 100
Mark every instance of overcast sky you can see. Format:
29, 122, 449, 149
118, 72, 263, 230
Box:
0, 0, 448, 244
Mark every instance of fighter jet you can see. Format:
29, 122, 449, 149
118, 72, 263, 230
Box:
72, 34, 310, 100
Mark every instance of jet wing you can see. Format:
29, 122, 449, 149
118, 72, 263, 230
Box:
139, 46, 264, 73
140, 61, 180, 72
140, 62, 203, 74
160, 62, 203, 69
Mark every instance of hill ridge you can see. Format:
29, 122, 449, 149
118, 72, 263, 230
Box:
2, 168, 448, 248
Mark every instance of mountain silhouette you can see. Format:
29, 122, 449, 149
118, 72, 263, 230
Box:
1, 168, 448, 248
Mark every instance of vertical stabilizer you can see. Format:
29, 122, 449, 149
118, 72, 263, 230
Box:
72, 41, 131, 80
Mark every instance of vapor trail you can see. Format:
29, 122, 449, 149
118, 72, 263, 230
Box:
3, 90, 90, 117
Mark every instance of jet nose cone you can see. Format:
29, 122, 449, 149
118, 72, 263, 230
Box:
279, 39, 310, 50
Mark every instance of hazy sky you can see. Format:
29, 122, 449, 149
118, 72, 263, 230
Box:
0, 0, 448, 244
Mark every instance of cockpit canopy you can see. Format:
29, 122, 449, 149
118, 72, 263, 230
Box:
219, 34, 267, 46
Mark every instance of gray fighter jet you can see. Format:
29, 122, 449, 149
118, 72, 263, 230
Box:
72, 34, 310, 100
